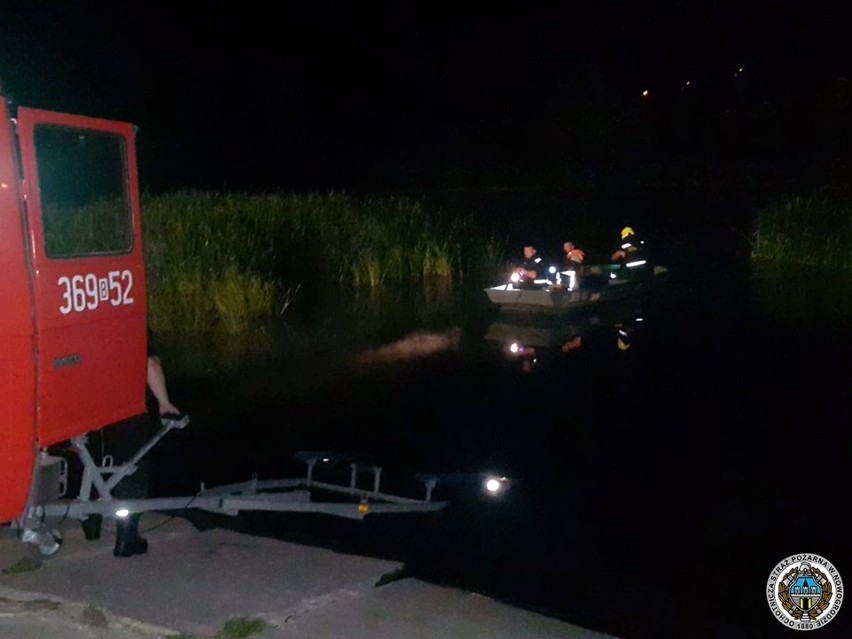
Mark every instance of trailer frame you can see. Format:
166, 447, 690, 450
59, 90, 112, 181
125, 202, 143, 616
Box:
8, 418, 448, 559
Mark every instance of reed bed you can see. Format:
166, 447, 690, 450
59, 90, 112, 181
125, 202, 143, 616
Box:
751, 191, 852, 270
142, 190, 503, 333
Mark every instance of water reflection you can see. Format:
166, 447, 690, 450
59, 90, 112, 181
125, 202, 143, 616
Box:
483, 305, 647, 373
751, 264, 852, 321
354, 328, 462, 366
161, 279, 478, 383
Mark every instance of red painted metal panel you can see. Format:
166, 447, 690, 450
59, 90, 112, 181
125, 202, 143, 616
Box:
16, 107, 147, 448
0, 99, 37, 524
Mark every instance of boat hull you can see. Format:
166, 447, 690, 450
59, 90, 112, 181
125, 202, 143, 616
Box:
484, 280, 639, 313
483, 263, 666, 314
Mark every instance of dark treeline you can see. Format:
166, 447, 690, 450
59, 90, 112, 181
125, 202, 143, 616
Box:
137, 71, 852, 202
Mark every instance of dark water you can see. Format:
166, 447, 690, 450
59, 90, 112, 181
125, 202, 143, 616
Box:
143, 265, 850, 638
137, 197, 850, 639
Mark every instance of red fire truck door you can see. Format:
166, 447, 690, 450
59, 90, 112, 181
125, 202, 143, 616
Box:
16, 107, 148, 448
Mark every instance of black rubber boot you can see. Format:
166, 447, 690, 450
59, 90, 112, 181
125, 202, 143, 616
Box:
113, 514, 148, 557
82, 514, 102, 541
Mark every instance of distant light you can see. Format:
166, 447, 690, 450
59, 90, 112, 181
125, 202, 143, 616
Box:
115, 508, 130, 518
510, 272, 520, 283
642, 89, 649, 97
484, 476, 508, 496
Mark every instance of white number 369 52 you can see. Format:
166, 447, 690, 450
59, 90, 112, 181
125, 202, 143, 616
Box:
58, 270, 134, 315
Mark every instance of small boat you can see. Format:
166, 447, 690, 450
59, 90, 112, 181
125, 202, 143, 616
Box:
484, 260, 667, 314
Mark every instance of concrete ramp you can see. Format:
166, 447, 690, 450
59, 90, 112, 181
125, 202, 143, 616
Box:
0, 513, 618, 639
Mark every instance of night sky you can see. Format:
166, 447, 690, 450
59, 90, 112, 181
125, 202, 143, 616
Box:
2, 1, 851, 194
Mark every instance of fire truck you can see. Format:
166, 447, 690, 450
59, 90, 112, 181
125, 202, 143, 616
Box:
0, 88, 148, 528
0, 89, 509, 559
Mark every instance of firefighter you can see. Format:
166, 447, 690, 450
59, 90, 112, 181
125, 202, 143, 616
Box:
562, 240, 586, 271
611, 226, 645, 263
83, 330, 190, 557
513, 244, 548, 288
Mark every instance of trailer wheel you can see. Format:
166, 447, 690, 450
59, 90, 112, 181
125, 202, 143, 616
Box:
22, 526, 63, 559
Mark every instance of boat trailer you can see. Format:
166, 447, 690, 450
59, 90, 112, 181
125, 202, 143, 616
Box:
8, 417, 491, 559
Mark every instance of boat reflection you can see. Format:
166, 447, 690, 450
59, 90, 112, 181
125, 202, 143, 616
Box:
483, 305, 645, 372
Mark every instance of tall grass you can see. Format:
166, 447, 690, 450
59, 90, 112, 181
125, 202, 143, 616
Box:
751, 191, 852, 270
750, 190, 852, 321
142, 191, 503, 333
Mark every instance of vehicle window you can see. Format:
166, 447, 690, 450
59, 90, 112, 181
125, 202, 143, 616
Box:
34, 125, 133, 257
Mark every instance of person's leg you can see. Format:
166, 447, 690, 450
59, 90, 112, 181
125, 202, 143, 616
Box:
107, 418, 151, 502
147, 356, 181, 416
114, 513, 148, 557
99, 418, 152, 556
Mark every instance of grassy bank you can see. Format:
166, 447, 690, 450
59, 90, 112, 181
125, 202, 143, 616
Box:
142, 191, 504, 334
749, 190, 852, 321
751, 190, 852, 270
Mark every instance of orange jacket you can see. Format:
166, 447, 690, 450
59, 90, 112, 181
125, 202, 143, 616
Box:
566, 248, 585, 265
